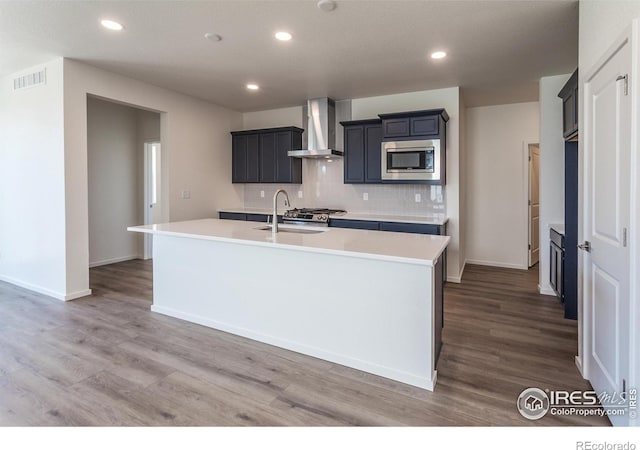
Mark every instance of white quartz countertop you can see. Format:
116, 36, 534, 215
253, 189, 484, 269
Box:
129, 218, 449, 266
218, 208, 448, 226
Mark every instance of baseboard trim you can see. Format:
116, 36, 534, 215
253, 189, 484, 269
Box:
89, 255, 139, 268
575, 355, 584, 378
446, 260, 466, 283
0, 274, 67, 301
465, 259, 528, 270
64, 289, 93, 301
539, 286, 557, 297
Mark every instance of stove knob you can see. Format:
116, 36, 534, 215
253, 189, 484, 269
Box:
293, 212, 298, 217
320, 215, 327, 221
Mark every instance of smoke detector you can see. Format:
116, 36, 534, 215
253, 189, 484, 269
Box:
317, 0, 337, 12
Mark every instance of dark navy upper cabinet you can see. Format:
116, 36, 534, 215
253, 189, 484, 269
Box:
558, 69, 578, 140
259, 132, 277, 183
275, 131, 302, 183
231, 127, 303, 184
231, 135, 248, 183
365, 124, 383, 182
382, 118, 410, 138
410, 116, 439, 136
379, 109, 448, 140
341, 119, 383, 184
246, 134, 260, 182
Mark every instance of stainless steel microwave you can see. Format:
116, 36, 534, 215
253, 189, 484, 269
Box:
381, 139, 441, 181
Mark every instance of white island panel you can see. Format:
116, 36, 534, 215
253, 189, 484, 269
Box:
152, 233, 437, 390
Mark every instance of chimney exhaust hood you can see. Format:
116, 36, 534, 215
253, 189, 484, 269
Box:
288, 97, 343, 159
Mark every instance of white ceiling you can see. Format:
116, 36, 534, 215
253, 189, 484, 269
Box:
0, 0, 578, 112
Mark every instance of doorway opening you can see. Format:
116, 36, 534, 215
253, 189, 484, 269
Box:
86, 95, 162, 268
528, 143, 540, 268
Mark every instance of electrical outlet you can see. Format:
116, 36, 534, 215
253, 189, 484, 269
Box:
181, 190, 191, 199
260, 190, 265, 198
415, 193, 421, 203
363, 192, 368, 201
298, 190, 303, 199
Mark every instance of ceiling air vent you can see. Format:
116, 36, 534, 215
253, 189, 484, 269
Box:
13, 68, 47, 90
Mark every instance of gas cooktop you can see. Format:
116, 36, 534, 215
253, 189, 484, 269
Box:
282, 208, 346, 226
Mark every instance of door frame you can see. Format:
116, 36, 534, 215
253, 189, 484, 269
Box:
527, 143, 540, 268
580, 21, 639, 426
522, 141, 540, 270
143, 141, 162, 260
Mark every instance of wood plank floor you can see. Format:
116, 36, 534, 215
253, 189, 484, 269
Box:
0, 260, 609, 426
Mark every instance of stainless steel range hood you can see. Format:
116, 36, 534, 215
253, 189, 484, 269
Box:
288, 97, 343, 159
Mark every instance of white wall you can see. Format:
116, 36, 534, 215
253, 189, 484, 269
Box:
243, 106, 303, 129
579, 2, 640, 424
538, 74, 571, 295
240, 88, 463, 282
135, 108, 161, 257
0, 59, 70, 299
62, 59, 243, 298
465, 102, 540, 269
87, 97, 145, 267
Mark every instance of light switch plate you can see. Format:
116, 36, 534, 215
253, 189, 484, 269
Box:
363, 193, 369, 201
415, 193, 421, 203
181, 190, 191, 199
260, 190, 265, 198
298, 190, 303, 198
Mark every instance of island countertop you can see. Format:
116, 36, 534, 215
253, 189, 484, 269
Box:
217, 207, 448, 226
129, 218, 449, 266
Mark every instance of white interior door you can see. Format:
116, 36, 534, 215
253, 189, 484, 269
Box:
528, 144, 540, 267
583, 37, 631, 426
144, 142, 162, 259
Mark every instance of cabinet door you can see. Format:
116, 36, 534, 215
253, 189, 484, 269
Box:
549, 243, 557, 293
259, 133, 277, 183
329, 219, 379, 230
275, 131, 303, 183
364, 124, 382, 183
344, 126, 365, 183
410, 116, 439, 136
246, 134, 260, 183
572, 85, 579, 134
382, 118, 410, 138
232, 135, 247, 183
562, 92, 575, 138
379, 222, 440, 235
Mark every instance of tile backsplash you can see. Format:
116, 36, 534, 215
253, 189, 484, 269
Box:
243, 158, 446, 216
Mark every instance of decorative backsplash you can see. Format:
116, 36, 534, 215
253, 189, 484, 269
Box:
243, 158, 446, 216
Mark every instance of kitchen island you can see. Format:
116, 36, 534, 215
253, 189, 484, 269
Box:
128, 218, 449, 391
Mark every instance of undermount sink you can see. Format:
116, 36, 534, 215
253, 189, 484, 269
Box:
254, 225, 328, 235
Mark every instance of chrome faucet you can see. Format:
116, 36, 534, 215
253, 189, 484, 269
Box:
272, 189, 290, 233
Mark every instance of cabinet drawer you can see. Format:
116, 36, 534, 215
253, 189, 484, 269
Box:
410, 116, 438, 136
219, 212, 247, 221
382, 118, 410, 138
379, 222, 440, 235
329, 219, 379, 230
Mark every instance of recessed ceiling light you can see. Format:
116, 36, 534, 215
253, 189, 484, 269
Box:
204, 33, 222, 42
100, 19, 124, 31
246, 84, 259, 91
431, 51, 447, 59
275, 31, 292, 41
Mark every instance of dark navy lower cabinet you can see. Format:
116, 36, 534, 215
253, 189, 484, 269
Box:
329, 219, 379, 230
219, 212, 247, 221
379, 222, 441, 235
219, 212, 282, 223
